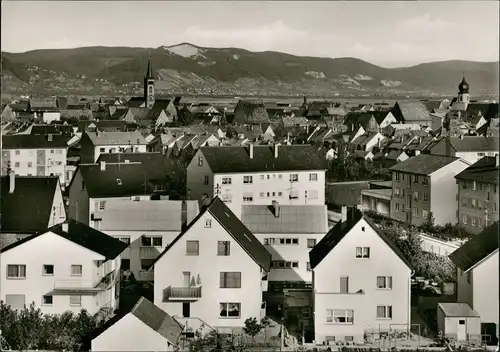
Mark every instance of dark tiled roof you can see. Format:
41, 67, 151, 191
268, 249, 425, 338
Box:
449, 222, 499, 272
234, 100, 270, 124
389, 154, 460, 176
2, 134, 68, 149
1, 219, 128, 260
454, 156, 499, 184
392, 101, 430, 122
30, 124, 74, 135
447, 136, 498, 152
150, 197, 271, 271
78, 163, 154, 198
309, 208, 412, 269
200, 145, 327, 173
127, 97, 145, 107
96, 152, 171, 181
0, 176, 59, 233
56, 97, 69, 109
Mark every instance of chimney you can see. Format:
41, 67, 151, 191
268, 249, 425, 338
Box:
62, 222, 68, 232
249, 144, 254, 159
47, 134, 53, 142
274, 144, 279, 159
496, 154, 499, 167
272, 200, 280, 218
100, 161, 106, 171
8, 171, 15, 194
341, 205, 347, 223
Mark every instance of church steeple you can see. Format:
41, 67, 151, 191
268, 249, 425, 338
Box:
144, 57, 155, 109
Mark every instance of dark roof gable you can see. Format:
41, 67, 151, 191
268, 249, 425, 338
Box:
454, 156, 499, 184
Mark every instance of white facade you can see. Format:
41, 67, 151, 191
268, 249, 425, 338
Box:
93, 144, 147, 163
312, 218, 412, 344
0, 231, 121, 315
42, 112, 61, 123
379, 112, 398, 128
4, 147, 68, 187
418, 234, 461, 257
153, 211, 267, 330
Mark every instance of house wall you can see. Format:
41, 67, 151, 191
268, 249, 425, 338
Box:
456, 268, 474, 309
438, 311, 481, 342
91, 313, 174, 351
365, 133, 384, 152
361, 195, 390, 216
313, 218, 411, 344
186, 149, 215, 207
390, 171, 431, 226
418, 234, 460, 257
48, 180, 67, 227
0, 232, 110, 315
380, 112, 398, 128
4, 147, 67, 186
93, 144, 147, 163
472, 250, 499, 326
43, 112, 61, 123
68, 170, 90, 224
456, 151, 499, 165
430, 160, 470, 226
154, 211, 264, 329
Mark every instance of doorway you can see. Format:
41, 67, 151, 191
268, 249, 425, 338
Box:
457, 319, 466, 341
182, 302, 191, 318
183, 272, 191, 287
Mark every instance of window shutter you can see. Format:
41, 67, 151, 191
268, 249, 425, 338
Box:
388, 276, 393, 289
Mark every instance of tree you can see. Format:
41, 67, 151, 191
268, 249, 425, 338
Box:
260, 316, 272, 341
243, 317, 262, 342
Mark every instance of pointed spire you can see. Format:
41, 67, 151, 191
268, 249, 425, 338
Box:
146, 57, 153, 78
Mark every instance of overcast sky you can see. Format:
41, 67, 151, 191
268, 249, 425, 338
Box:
1, 1, 498, 67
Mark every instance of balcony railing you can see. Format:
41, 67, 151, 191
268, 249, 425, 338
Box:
163, 286, 202, 301
53, 280, 103, 294
140, 246, 161, 260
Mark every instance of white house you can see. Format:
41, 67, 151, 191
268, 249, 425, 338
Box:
378, 112, 398, 128
186, 145, 327, 218
1, 134, 69, 187
424, 136, 499, 165
97, 197, 199, 282
309, 207, 413, 344
449, 222, 499, 343
90, 297, 183, 351
0, 219, 127, 317
79, 131, 148, 163
150, 197, 271, 332
42, 111, 61, 123
241, 202, 328, 289
1, 174, 67, 248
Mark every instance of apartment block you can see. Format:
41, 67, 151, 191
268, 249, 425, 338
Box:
79, 131, 148, 163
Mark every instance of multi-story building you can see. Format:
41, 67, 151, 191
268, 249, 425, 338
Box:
79, 131, 148, 163
187, 144, 327, 218
241, 201, 328, 290
390, 154, 470, 226
150, 197, 271, 332
1, 134, 68, 187
449, 222, 499, 344
455, 156, 499, 234
1, 174, 66, 248
0, 219, 127, 316
96, 197, 199, 282
309, 207, 413, 344
423, 136, 498, 164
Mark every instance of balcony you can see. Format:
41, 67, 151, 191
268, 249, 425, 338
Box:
162, 286, 202, 302
140, 246, 161, 260
261, 279, 268, 292
53, 280, 103, 295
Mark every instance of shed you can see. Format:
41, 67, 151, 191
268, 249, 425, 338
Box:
437, 303, 481, 343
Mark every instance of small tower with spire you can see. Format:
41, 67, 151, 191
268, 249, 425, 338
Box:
144, 57, 155, 109
457, 74, 471, 105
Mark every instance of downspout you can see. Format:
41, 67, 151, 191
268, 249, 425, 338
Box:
409, 269, 416, 331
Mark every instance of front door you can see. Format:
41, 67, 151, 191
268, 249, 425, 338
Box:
182, 302, 191, 318
183, 272, 190, 287
457, 319, 466, 341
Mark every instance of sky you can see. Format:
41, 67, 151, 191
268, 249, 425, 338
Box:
1, 1, 499, 67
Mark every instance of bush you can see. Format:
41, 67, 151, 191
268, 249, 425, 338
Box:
0, 301, 97, 351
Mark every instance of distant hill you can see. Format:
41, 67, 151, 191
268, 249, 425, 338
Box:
2, 43, 499, 97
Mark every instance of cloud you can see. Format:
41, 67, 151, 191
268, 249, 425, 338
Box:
352, 43, 372, 54
400, 13, 452, 30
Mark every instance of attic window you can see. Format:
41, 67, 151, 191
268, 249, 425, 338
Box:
116, 179, 122, 185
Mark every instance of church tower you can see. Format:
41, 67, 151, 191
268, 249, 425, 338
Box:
457, 76, 471, 105
144, 57, 155, 109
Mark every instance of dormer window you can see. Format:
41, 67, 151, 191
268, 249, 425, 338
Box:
116, 179, 122, 185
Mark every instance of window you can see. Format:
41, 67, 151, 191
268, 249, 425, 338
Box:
302, 307, 310, 318
70, 295, 82, 306
423, 177, 429, 185
5, 294, 25, 310
289, 190, 299, 199
203, 175, 209, 185
472, 181, 476, 190
222, 194, 232, 203
472, 217, 477, 227
186, 241, 199, 255
290, 174, 298, 182
377, 306, 393, 319
355, 247, 370, 258
27, 162, 33, 168
99, 201, 106, 210
81, 181, 85, 190
205, 219, 212, 228
413, 207, 419, 217
119, 237, 130, 245
222, 177, 232, 185
121, 259, 130, 270
71, 265, 82, 276
220, 272, 241, 288
198, 156, 203, 166
141, 259, 154, 270
220, 303, 240, 318
423, 193, 429, 202
466, 271, 471, 284
43, 265, 54, 276
471, 199, 477, 209
307, 239, 317, 248
422, 210, 429, 219
264, 238, 275, 245
413, 175, 419, 184
271, 260, 299, 268
395, 173, 400, 181
243, 193, 253, 202
462, 197, 468, 207
116, 179, 122, 186
413, 192, 419, 201
307, 190, 318, 199
267, 175, 270, 179
340, 276, 349, 293
7, 265, 26, 279
260, 175, 264, 180
243, 176, 253, 184
100, 148, 105, 152
307, 262, 311, 271
15, 150, 20, 155
278, 174, 283, 179
326, 309, 354, 323
14, 162, 20, 167
395, 203, 400, 211
377, 276, 393, 289
43, 295, 53, 305
395, 187, 400, 196
218, 241, 230, 256
259, 192, 264, 198
278, 191, 282, 196
462, 215, 468, 225
309, 173, 318, 181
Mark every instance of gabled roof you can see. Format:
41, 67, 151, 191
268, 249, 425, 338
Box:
455, 156, 499, 184
149, 197, 271, 271
2, 134, 68, 149
29, 124, 74, 136
127, 97, 145, 107
444, 136, 498, 152
88, 297, 182, 344
389, 154, 461, 176
241, 204, 327, 234
86, 131, 147, 146
199, 145, 326, 173
1, 219, 128, 260
309, 208, 412, 269
392, 101, 431, 122
449, 222, 499, 272
234, 100, 270, 124
96, 152, 171, 181
1, 176, 59, 234
78, 163, 154, 198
